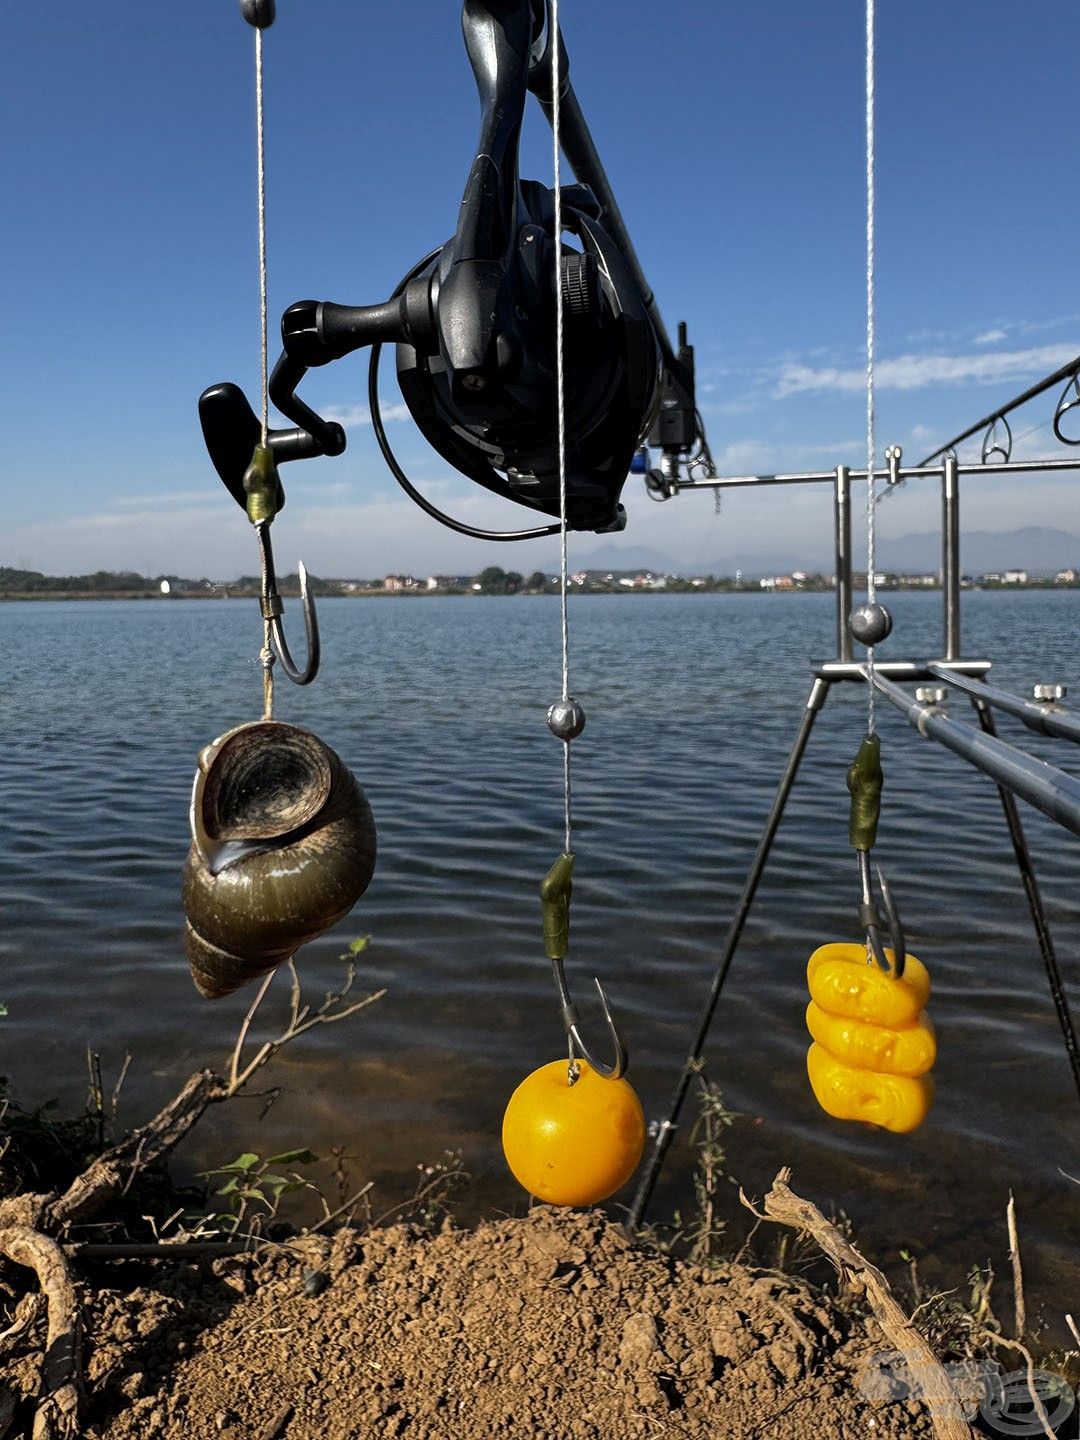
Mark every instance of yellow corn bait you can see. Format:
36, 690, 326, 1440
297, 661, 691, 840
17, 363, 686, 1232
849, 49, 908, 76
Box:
805, 942, 935, 1133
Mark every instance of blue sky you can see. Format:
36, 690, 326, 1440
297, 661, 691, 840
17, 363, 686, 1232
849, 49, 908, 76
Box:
3, 1, 1078, 579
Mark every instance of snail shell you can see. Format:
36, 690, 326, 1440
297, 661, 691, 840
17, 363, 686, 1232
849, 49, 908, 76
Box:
181, 720, 377, 999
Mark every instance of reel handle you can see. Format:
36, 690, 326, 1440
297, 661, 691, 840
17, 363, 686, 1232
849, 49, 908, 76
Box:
197, 382, 344, 511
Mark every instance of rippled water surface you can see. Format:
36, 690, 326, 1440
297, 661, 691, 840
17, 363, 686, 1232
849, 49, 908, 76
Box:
2, 591, 1077, 1319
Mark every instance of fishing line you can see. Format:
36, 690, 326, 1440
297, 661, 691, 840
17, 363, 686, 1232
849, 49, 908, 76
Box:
254, 24, 275, 718
551, 0, 572, 856
864, 0, 877, 736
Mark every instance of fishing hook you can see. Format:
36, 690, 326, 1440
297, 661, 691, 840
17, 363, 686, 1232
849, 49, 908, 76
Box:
856, 849, 906, 978
254, 521, 320, 686
550, 957, 628, 1082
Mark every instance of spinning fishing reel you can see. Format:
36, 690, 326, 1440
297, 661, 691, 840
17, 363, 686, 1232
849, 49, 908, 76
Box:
200, 0, 709, 539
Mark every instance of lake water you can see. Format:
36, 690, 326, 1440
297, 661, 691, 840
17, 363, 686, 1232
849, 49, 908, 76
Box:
2, 590, 1078, 1326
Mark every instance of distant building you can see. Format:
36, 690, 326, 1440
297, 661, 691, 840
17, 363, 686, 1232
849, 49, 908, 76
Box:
1003, 569, 1028, 584
384, 574, 419, 591
1055, 567, 1078, 583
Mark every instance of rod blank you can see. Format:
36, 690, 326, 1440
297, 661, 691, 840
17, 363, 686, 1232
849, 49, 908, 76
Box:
869, 671, 1080, 838
930, 666, 1080, 746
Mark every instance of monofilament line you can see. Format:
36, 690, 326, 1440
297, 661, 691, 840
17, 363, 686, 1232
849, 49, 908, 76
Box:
864, 0, 877, 736
255, 27, 269, 445
254, 26, 274, 718
551, 0, 572, 855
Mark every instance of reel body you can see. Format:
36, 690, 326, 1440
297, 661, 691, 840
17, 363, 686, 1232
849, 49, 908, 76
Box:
199, 0, 700, 540
397, 183, 659, 531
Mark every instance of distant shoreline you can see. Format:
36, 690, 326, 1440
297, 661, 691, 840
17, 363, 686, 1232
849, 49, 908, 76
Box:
2, 581, 1076, 602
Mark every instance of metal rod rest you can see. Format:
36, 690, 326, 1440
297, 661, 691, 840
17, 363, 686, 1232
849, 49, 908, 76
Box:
834, 468, 853, 662
674, 456, 1080, 492
868, 671, 1080, 838
930, 667, 1080, 745
942, 453, 961, 661
815, 659, 991, 681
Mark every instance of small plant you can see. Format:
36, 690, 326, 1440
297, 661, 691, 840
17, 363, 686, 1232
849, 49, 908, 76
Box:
685, 1077, 736, 1264
899, 1251, 1003, 1358
201, 1148, 321, 1237
373, 1149, 469, 1234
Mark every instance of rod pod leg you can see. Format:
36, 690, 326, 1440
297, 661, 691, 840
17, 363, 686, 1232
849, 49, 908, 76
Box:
627, 676, 831, 1230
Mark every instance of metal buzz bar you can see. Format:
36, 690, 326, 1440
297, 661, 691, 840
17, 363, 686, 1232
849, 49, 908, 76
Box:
627, 363, 1080, 1228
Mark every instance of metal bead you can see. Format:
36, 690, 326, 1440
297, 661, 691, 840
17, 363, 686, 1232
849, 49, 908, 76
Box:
547, 698, 586, 741
849, 602, 892, 646
240, 0, 276, 28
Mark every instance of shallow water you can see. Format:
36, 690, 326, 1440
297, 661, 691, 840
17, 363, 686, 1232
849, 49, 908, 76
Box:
2, 590, 1078, 1327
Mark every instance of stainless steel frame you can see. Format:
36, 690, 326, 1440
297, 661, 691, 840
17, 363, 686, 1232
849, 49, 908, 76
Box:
628, 400, 1080, 1229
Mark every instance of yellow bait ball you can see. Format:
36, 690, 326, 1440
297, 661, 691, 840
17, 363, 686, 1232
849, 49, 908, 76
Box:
501, 1059, 646, 1207
805, 943, 935, 1133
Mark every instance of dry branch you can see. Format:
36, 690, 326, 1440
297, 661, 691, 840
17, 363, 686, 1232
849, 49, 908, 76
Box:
1006, 1191, 1025, 1340
44, 1068, 228, 1231
745, 1168, 974, 1440
0, 1227, 80, 1439
0, 957, 382, 1435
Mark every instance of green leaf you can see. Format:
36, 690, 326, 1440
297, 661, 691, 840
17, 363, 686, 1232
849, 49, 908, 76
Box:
266, 1178, 307, 1200
264, 1148, 318, 1167
0, 1003, 7, 1016
216, 1177, 241, 1196
216, 1152, 260, 1173
348, 936, 370, 955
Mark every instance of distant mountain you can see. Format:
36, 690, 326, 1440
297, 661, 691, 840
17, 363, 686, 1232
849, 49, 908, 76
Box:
875, 527, 1079, 577
559, 527, 1079, 580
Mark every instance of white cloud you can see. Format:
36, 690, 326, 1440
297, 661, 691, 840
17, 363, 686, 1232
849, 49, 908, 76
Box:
973, 328, 1007, 345
776, 343, 1080, 397
321, 401, 412, 428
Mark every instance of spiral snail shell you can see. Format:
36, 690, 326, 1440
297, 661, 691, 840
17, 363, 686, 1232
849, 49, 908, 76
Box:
181, 720, 377, 999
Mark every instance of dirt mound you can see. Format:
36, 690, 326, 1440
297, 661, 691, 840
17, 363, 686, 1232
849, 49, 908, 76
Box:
33, 1208, 935, 1439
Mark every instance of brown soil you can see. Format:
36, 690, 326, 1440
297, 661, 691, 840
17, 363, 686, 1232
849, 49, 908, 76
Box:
1, 1208, 945, 1439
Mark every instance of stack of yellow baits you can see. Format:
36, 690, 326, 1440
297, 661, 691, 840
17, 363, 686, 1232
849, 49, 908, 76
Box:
805, 943, 935, 1133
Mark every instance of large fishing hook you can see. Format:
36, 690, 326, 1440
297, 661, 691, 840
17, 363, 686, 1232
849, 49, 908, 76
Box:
541, 852, 628, 1080
254, 520, 320, 686
856, 849, 906, 978
550, 957, 628, 1082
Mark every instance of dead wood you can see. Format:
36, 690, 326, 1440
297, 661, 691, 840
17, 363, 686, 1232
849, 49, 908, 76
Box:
0, 1227, 80, 1440
744, 1167, 975, 1440
43, 1068, 228, 1232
